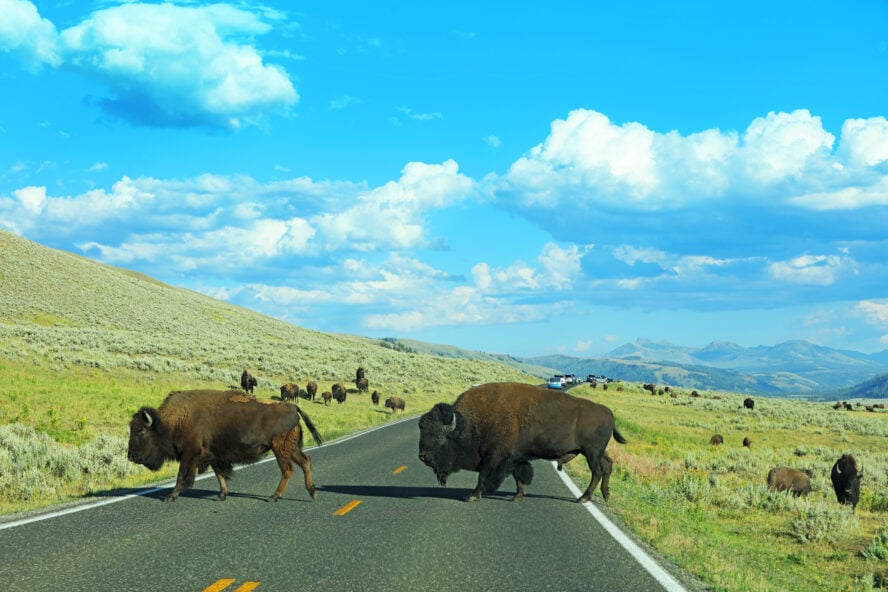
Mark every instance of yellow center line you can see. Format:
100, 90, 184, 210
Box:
333, 499, 362, 516
392, 465, 408, 475
204, 580, 236, 592
234, 583, 261, 592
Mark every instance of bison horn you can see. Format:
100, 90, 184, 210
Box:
443, 412, 457, 432
142, 409, 153, 428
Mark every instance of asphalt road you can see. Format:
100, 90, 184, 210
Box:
0, 415, 694, 592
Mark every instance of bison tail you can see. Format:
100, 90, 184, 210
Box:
612, 426, 627, 444
295, 405, 324, 446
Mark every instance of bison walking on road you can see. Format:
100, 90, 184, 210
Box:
555, 451, 615, 501
128, 390, 323, 502
418, 382, 626, 503
831, 453, 863, 511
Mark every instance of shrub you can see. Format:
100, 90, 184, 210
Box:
789, 504, 857, 544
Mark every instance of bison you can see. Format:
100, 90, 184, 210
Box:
356, 376, 369, 393
371, 390, 380, 405
555, 451, 615, 501
332, 383, 347, 404
127, 390, 323, 502
766, 466, 812, 497
279, 383, 299, 402
742, 436, 751, 448
830, 453, 863, 511
321, 391, 332, 406
240, 370, 258, 394
743, 397, 754, 410
384, 396, 405, 413
710, 434, 724, 445
418, 382, 626, 503
305, 380, 318, 401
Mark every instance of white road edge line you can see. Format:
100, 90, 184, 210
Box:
551, 461, 688, 592
0, 415, 416, 531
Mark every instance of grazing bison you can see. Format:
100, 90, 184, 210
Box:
279, 383, 299, 402
710, 434, 724, 445
305, 380, 318, 401
830, 453, 863, 511
332, 383, 347, 404
767, 467, 812, 497
742, 436, 751, 448
418, 382, 626, 503
743, 397, 755, 410
642, 383, 656, 395
356, 377, 370, 393
555, 451, 614, 501
321, 391, 332, 406
385, 396, 405, 413
127, 390, 322, 502
371, 390, 380, 405
240, 370, 258, 394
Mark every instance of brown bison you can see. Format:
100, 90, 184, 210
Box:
240, 370, 258, 394
743, 397, 754, 410
356, 366, 365, 382
321, 391, 332, 406
555, 451, 614, 501
356, 377, 369, 393
371, 390, 380, 405
384, 396, 405, 413
642, 383, 656, 395
332, 383, 347, 404
767, 466, 812, 497
418, 382, 626, 503
279, 383, 299, 402
305, 380, 318, 401
742, 436, 751, 448
710, 434, 724, 445
127, 390, 322, 502
830, 453, 863, 511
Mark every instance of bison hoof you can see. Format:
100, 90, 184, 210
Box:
577, 494, 591, 504
267, 495, 281, 503
310, 489, 318, 501
512, 493, 525, 502
162, 495, 177, 502
466, 493, 482, 503
216, 494, 227, 501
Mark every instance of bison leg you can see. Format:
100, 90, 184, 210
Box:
578, 450, 607, 504
469, 454, 510, 502
598, 452, 613, 501
268, 428, 317, 502
167, 455, 200, 502
512, 461, 534, 502
211, 461, 234, 501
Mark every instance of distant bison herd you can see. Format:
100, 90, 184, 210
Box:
126, 375, 878, 518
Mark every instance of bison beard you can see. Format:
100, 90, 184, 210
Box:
418, 382, 625, 503
128, 390, 323, 502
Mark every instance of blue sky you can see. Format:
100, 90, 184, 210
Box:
1, 0, 887, 358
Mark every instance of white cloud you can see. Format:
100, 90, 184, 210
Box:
767, 253, 859, 286
472, 242, 588, 294
0, 1, 297, 128
312, 160, 474, 250
495, 108, 888, 212
0, 0, 60, 70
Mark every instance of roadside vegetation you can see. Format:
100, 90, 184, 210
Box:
562, 382, 888, 592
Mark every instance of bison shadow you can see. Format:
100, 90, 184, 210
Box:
87, 486, 315, 504
317, 484, 573, 503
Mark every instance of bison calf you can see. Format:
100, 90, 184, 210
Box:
128, 390, 323, 502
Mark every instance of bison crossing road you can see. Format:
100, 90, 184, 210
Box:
1, 414, 691, 592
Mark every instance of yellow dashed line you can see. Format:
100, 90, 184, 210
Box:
333, 499, 362, 516
203, 579, 260, 592
392, 465, 408, 474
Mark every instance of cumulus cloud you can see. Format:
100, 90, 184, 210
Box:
767, 253, 859, 286
494, 108, 888, 214
0, 1, 297, 128
312, 160, 474, 250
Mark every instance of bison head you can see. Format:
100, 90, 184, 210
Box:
127, 407, 173, 471
418, 403, 463, 486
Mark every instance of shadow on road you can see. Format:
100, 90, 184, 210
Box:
317, 483, 576, 504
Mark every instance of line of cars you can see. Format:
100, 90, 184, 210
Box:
547, 373, 616, 389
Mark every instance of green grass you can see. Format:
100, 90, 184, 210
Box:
562, 383, 888, 591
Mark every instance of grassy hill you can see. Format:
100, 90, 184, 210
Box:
3, 229, 888, 591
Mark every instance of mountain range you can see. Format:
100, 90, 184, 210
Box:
524, 338, 888, 397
